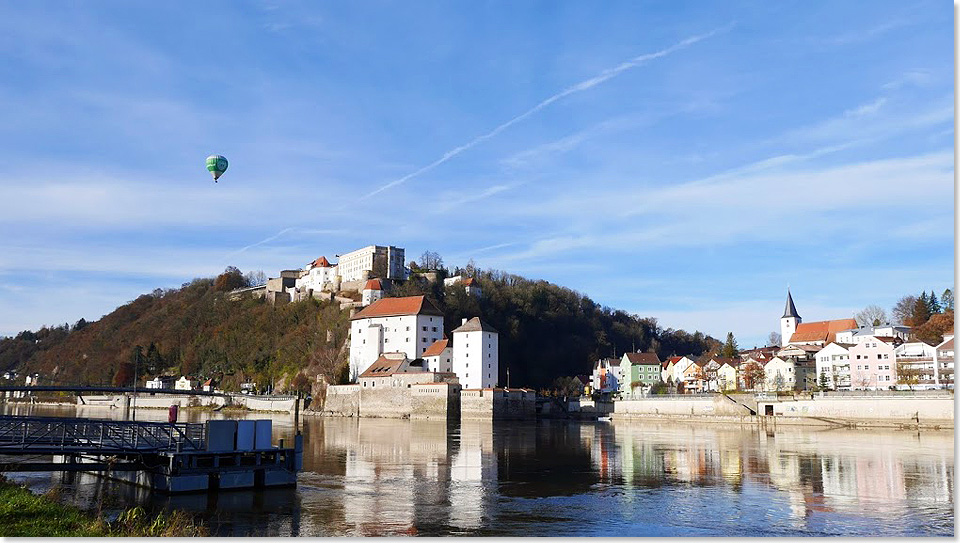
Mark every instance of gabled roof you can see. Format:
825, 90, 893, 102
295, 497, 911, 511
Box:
783, 290, 801, 319
623, 352, 661, 365
359, 353, 409, 378
938, 337, 954, 351
712, 357, 739, 367
363, 279, 383, 291
462, 277, 477, 286
310, 256, 333, 268
666, 356, 684, 364
788, 318, 859, 344
422, 338, 449, 357
351, 295, 444, 320
452, 317, 498, 334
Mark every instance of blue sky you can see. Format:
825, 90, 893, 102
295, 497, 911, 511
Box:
0, 1, 954, 348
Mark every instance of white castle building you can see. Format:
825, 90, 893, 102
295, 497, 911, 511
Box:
348, 295, 445, 380
338, 245, 407, 282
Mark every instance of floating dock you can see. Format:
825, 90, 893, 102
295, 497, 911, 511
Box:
0, 415, 301, 493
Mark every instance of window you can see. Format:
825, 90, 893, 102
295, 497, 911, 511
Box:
406, 326, 410, 331
406, 338, 409, 342
488, 354, 491, 358
883, 354, 889, 359
466, 363, 469, 368
422, 326, 427, 331
385, 338, 389, 343
422, 338, 427, 343
432, 327, 437, 332
466, 353, 469, 357
877, 354, 881, 359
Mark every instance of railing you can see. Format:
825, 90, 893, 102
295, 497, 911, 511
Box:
0, 416, 205, 454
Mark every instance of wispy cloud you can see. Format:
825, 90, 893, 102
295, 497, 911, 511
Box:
843, 97, 887, 118
357, 24, 734, 200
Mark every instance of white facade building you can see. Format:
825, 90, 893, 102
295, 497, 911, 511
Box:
338, 245, 406, 282
894, 341, 938, 389
452, 317, 499, 390
780, 290, 801, 347
348, 296, 445, 380
175, 376, 195, 391
814, 343, 853, 390
764, 357, 796, 391
934, 334, 954, 388
423, 339, 453, 373
361, 279, 384, 306
836, 324, 911, 345
296, 256, 338, 293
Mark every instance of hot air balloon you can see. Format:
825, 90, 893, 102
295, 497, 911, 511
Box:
206, 155, 228, 182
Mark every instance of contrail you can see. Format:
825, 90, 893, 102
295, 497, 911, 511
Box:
359, 24, 732, 200
227, 227, 296, 258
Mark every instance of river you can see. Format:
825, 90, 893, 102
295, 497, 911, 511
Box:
1, 403, 953, 537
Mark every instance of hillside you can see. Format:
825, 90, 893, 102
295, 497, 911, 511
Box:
0, 267, 719, 391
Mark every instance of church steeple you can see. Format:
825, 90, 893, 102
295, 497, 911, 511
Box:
782, 289, 800, 319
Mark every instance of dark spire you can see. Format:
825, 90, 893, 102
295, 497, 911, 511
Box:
782, 289, 800, 319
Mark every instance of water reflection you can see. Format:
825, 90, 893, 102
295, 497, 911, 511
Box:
1, 403, 953, 537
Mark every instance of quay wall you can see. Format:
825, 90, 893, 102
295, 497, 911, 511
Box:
321, 385, 359, 416
75, 393, 296, 412
321, 385, 532, 420
611, 395, 953, 428
461, 389, 536, 420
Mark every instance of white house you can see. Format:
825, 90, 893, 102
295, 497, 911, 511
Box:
592, 357, 623, 393
423, 338, 452, 373
175, 376, 195, 391
763, 357, 795, 391
361, 279, 385, 306
934, 334, 954, 388
444, 276, 482, 297
348, 295, 445, 380
814, 342, 853, 390
296, 255, 338, 294
848, 336, 899, 390
452, 317, 498, 390
338, 245, 406, 282
662, 356, 695, 387
894, 342, 937, 389
145, 376, 176, 390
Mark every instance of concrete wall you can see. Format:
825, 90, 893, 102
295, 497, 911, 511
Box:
359, 386, 411, 418
409, 383, 458, 420
760, 396, 953, 426
614, 396, 751, 417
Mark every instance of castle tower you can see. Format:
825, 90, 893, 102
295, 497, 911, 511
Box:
780, 289, 801, 347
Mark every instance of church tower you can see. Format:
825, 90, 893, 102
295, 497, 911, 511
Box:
780, 289, 801, 347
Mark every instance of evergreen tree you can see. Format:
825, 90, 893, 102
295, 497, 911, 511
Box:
721, 332, 739, 358
912, 292, 932, 327
943, 288, 955, 312
818, 370, 829, 390
928, 291, 941, 314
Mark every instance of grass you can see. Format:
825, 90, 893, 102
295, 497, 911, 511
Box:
0, 476, 207, 537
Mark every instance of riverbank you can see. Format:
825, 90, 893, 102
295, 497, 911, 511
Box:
0, 476, 206, 536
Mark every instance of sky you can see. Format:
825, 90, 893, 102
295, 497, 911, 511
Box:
0, 1, 954, 349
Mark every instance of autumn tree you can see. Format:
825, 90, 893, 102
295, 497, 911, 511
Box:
855, 305, 887, 327
214, 266, 248, 291
741, 362, 765, 390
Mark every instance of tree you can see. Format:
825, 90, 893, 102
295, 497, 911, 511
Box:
855, 305, 887, 327
911, 294, 932, 327
892, 295, 917, 326
290, 372, 311, 395
914, 311, 954, 346
721, 332, 739, 359
243, 270, 267, 287
818, 370, 830, 390
418, 251, 443, 271
741, 362, 765, 390
214, 266, 248, 291
768, 332, 781, 347
928, 291, 941, 314
942, 289, 954, 312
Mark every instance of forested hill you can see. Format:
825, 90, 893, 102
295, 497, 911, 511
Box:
0, 267, 719, 391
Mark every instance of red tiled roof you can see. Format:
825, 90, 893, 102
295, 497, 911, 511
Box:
364, 279, 383, 291
939, 337, 954, 351
624, 352, 661, 365
359, 353, 408, 378
712, 357, 739, 367
310, 256, 333, 268
788, 318, 858, 344
351, 295, 444, 320
422, 338, 449, 357
462, 277, 476, 286
874, 336, 898, 344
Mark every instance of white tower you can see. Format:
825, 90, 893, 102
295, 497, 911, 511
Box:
452, 317, 499, 389
780, 289, 801, 347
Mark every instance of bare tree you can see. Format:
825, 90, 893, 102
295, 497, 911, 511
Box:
244, 270, 267, 287
419, 251, 443, 271
768, 331, 782, 347
892, 295, 917, 326
855, 305, 887, 327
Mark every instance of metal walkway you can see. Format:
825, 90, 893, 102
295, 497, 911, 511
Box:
0, 415, 205, 455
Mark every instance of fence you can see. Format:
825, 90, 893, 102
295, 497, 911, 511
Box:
0, 415, 205, 454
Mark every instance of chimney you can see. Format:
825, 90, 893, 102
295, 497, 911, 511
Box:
462, 318, 468, 325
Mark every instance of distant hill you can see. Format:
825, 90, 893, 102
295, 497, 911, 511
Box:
0, 267, 720, 391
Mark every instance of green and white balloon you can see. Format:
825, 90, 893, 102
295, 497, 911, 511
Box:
206, 155, 228, 182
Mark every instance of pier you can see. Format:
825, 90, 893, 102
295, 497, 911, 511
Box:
0, 415, 301, 492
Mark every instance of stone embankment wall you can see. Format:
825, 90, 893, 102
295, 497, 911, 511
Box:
322, 385, 533, 420
461, 389, 536, 420
759, 396, 953, 427
321, 383, 456, 419
611, 395, 953, 428
76, 393, 297, 412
